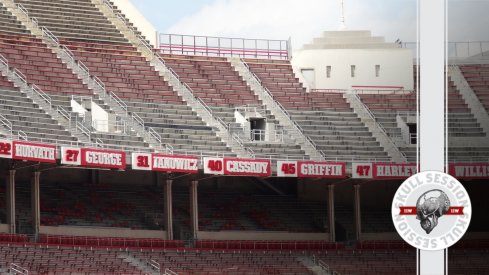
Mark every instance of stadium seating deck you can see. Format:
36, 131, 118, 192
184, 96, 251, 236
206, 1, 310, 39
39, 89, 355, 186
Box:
0, 5, 155, 151
160, 54, 310, 161
243, 59, 391, 162
3, 1, 233, 157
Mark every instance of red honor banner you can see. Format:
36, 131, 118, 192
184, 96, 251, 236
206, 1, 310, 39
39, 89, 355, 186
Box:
12, 141, 56, 163
448, 163, 489, 179
81, 148, 126, 169
373, 163, 417, 179
223, 158, 271, 177
151, 154, 199, 173
297, 161, 346, 178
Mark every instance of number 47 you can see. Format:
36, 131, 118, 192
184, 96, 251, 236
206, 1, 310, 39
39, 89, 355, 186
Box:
356, 165, 370, 176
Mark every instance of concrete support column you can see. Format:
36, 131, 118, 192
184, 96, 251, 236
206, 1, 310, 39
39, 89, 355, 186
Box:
6, 170, 15, 233
328, 184, 335, 242
31, 171, 41, 237
353, 184, 361, 241
189, 180, 199, 240
164, 179, 173, 240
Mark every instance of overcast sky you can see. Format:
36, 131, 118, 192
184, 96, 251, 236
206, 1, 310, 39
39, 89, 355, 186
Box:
132, 0, 488, 48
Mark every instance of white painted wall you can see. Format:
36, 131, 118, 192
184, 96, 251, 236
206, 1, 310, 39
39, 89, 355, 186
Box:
91, 102, 109, 132
110, 0, 158, 46
292, 48, 414, 90
71, 99, 87, 117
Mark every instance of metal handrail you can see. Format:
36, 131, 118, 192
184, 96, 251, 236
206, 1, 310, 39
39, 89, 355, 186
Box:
159, 33, 289, 60
165, 268, 178, 275
250, 129, 284, 143
31, 17, 38, 26
56, 106, 71, 121
15, 3, 29, 17
76, 122, 91, 139
92, 75, 106, 90
41, 27, 59, 45
32, 84, 51, 107
0, 114, 13, 138
76, 59, 90, 75
0, 53, 8, 67
92, 119, 128, 133
9, 263, 29, 275
317, 153, 394, 163
165, 143, 174, 155
131, 112, 144, 128
60, 45, 75, 61
17, 130, 27, 141
148, 259, 160, 272
148, 127, 161, 144
13, 68, 27, 83
109, 91, 127, 111
95, 138, 104, 148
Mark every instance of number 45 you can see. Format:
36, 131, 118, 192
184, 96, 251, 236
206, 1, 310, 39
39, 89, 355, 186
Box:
281, 163, 296, 174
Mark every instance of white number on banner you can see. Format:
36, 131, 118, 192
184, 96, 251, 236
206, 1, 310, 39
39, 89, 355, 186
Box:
277, 161, 298, 177
132, 153, 152, 170
203, 157, 224, 175
0, 140, 12, 159
352, 163, 373, 178
61, 147, 82, 165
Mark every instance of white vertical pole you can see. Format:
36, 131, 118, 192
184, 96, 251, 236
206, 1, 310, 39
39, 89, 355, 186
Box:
418, 0, 447, 273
